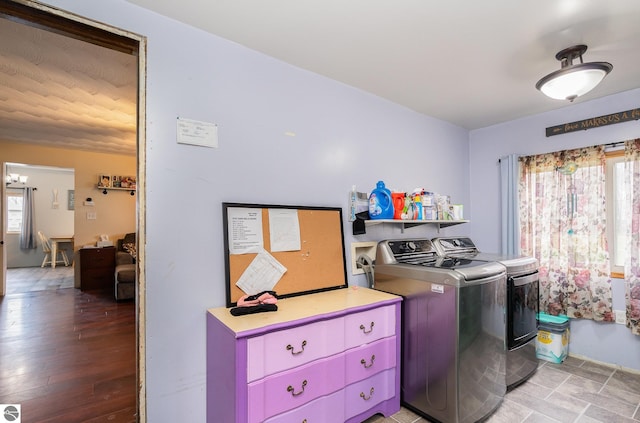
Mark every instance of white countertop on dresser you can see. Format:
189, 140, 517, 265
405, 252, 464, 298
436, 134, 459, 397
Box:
207, 286, 401, 335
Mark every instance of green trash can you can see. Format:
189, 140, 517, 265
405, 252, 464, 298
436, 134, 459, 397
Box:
536, 313, 570, 363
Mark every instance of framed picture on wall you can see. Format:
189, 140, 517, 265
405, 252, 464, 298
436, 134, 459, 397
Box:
119, 176, 136, 189
68, 190, 75, 210
98, 174, 111, 188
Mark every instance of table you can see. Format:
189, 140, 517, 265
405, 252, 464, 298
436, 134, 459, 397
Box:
49, 236, 74, 268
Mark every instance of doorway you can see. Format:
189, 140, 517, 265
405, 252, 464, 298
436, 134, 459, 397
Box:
4, 163, 74, 275
0, 0, 146, 420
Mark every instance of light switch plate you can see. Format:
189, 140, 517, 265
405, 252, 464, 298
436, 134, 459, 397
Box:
87, 212, 97, 220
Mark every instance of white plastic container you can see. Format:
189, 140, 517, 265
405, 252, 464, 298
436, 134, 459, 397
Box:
451, 204, 464, 220
536, 313, 570, 363
422, 193, 435, 220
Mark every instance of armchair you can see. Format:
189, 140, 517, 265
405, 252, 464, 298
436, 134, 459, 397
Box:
115, 232, 136, 301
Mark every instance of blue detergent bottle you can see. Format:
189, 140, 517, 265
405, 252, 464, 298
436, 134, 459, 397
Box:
369, 181, 394, 219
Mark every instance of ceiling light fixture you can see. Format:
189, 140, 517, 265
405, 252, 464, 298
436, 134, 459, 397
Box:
536, 45, 612, 102
5, 173, 28, 185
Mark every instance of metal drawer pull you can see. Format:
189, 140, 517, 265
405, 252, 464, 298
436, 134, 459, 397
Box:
286, 340, 307, 355
360, 354, 376, 368
287, 379, 308, 397
360, 387, 375, 401
359, 322, 375, 334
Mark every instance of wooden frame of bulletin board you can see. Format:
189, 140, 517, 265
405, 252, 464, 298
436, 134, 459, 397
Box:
222, 202, 348, 307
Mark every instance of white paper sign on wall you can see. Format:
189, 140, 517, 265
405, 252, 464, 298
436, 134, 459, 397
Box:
176, 117, 218, 148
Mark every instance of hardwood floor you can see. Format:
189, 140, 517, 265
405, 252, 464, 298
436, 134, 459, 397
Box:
0, 284, 136, 422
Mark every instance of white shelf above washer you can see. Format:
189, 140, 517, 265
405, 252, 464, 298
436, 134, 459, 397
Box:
356, 219, 469, 235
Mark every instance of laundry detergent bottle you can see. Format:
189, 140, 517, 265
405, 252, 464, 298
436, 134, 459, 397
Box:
369, 180, 394, 219
392, 192, 405, 220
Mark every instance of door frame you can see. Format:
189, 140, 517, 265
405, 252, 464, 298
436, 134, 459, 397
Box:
1, 1, 148, 419
1, 163, 5, 295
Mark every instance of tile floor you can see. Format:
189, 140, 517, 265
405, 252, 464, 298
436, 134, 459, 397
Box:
5, 266, 74, 294
365, 357, 640, 423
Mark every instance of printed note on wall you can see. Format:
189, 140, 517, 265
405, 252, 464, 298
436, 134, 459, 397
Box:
176, 117, 218, 148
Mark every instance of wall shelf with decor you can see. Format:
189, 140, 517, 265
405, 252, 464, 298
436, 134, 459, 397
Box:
99, 186, 136, 195
97, 174, 136, 195
354, 219, 469, 235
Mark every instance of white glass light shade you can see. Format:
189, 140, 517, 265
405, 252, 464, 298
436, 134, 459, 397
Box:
536, 45, 612, 102
537, 65, 610, 101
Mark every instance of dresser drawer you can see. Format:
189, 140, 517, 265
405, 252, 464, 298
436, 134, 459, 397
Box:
345, 336, 396, 385
80, 269, 113, 291
344, 368, 396, 420
247, 317, 345, 382
80, 247, 115, 268
344, 305, 396, 349
264, 389, 345, 423
247, 353, 346, 422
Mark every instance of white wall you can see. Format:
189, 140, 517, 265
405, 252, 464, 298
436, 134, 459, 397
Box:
469, 88, 640, 370
42, 1, 471, 421
5, 165, 74, 267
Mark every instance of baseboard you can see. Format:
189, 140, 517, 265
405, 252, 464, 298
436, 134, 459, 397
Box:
568, 352, 640, 375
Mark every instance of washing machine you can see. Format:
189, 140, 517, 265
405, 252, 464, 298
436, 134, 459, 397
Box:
374, 239, 507, 423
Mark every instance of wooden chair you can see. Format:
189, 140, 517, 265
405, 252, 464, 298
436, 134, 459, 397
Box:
38, 231, 69, 268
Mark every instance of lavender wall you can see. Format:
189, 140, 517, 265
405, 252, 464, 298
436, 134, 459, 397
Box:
469, 88, 640, 370
42, 1, 470, 421
27, 3, 640, 422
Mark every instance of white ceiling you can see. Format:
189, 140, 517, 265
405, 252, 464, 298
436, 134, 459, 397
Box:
126, 0, 640, 129
1, 1, 639, 155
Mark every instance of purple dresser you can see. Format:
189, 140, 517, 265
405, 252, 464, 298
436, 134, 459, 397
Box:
207, 287, 402, 422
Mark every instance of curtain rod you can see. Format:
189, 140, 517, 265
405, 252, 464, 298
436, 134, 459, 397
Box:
499, 140, 629, 163
604, 141, 625, 150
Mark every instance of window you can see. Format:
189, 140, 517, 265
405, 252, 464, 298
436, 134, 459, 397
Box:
6, 191, 23, 233
606, 150, 627, 277
520, 147, 627, 279
519, 145, 613, 321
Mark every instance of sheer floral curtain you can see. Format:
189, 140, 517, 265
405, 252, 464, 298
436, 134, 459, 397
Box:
624, 139, 640, 335
519, 145, 613, 321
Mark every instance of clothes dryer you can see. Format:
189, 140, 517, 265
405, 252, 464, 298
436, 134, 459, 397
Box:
431, 237, 539, 390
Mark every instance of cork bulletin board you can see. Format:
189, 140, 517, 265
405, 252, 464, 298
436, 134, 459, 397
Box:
222, 203, 348, 307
